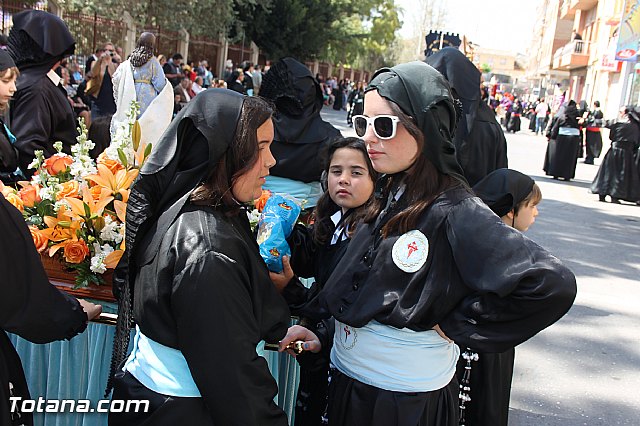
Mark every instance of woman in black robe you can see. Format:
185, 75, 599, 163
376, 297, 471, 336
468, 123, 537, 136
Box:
346, 81, 365, 125
107, 89, 290, 426
544, 100, 581, 181
584, 101, 604, 164
279, 62, 576, 426
0, 193, 101, 426
7, 10, 78, 178
590, 106, 640, 204
506, 99, 522, 133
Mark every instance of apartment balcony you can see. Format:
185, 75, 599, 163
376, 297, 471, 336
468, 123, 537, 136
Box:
569, 0, 599, 11
560, 0, 576, 19
552, 40, 590, 70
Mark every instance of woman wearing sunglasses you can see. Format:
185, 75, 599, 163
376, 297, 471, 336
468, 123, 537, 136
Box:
279, 62, 576, 426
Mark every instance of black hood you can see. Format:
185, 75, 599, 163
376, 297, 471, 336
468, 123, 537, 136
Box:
127, 89, 244, 267
425, 47, 481, 148
473, 168, 534, 217
8, 10, 75, 84
367, 61, 465, 182
259, 57, 340, 182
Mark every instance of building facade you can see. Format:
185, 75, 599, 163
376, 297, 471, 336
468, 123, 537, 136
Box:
526, 0, 635, 118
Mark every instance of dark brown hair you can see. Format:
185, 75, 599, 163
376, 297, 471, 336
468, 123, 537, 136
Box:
515, 183, 542, 215
364, 101, 459, 237
190, 96, 274, 215
313, 137, 378, 245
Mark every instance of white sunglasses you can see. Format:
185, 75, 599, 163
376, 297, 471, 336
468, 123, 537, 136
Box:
352, 115, 401, 140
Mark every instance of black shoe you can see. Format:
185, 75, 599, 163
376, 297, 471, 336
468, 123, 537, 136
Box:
611, 197, 621, 204
599, 195, 606, 202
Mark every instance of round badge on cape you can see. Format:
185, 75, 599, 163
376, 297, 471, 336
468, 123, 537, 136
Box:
392, 230, 429, 273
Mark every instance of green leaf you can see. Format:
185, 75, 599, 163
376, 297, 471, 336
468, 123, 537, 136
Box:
84, 202, 91, 218
117, 148, 128, 168
144, 143, 152, 160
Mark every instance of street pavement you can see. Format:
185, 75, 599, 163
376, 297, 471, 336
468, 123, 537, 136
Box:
320, 106, 640, 425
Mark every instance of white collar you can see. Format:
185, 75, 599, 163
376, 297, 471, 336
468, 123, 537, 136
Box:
47, 69, 61, 87
330, 210, 349, 245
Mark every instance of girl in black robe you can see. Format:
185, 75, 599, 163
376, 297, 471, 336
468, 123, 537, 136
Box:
0, 50, 21, 185
590, 106, 640, 204
107, 90, 291, 425
0, 193, 101, 426
7, 10, 78, 178
271, 137, 378, 426
544, 100, 581, 181
506, 100, 522, 133
278, 62, 577, 426
346, 82, 365, 125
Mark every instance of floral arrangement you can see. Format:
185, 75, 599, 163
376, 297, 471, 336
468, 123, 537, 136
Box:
0, 102, 151, 287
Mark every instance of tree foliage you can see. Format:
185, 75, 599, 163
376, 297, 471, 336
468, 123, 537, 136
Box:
236, 0, 402, 70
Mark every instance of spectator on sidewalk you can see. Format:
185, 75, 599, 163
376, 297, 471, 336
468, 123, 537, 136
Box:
163, 53, 183, 87
86, 41, 120, 119
534, 98, 549, 135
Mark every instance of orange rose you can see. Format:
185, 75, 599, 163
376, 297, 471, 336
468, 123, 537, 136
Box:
63, 239, 90, 264
56, 180, 80, 201
18, 185, 41, 208
29, 226, 49, 253
254, 190, 271, 212
4, 192, 24, 212
43, 153, 73, 175
97, 153, 124, 174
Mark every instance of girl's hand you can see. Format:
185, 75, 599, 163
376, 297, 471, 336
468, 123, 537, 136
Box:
269, 256, 294, 293
432, 324, 453, 343
278, 325, 321, 355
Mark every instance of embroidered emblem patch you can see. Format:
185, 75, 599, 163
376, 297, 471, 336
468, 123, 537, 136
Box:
392, 230, 429, 273
339, 323, 357, 350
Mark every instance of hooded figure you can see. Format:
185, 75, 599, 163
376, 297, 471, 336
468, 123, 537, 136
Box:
7, 10, 78, 178
107, 89, 290, 425
259, 58, 341, 205
282, 62, 576, 426
425, 47, 508, 186
0, 50, 20, 184
474, 168, 535, 217
590, 105, 640, 203
544, 100, 581, 180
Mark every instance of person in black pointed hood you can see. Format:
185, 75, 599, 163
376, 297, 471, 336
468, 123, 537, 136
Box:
278, 62, 576, 426
259, 57, 341, 208
425, 47, 508, 186
7, 10, 78, 178
108, 89, 290, 426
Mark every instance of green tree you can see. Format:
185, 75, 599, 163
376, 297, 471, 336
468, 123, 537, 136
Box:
480, 63, 492, 73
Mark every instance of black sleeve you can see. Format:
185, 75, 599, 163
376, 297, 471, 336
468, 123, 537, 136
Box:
0, 131, 18, 173
0, 194, 88, 343
11, 87, 54, 174
172, 251, 288, 426
439, 198, 577, 353
287, 223, 318, 278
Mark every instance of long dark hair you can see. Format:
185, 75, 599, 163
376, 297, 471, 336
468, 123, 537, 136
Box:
364, 101, 460, 238
190, 96, 273, 215
313, 137, 378, 245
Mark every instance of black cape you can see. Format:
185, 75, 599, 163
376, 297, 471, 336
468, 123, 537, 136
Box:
0, 193, 87, 426
590, 120, 640, 201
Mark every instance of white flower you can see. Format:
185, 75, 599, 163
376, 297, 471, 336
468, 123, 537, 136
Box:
39, 187, 55, 201
89, 243, 115, 274
100, 216, 123, 244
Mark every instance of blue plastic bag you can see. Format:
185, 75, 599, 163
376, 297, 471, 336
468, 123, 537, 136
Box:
257, 194, 301, 272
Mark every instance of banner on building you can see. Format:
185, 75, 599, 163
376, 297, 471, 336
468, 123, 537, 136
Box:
615, 0, 640, 61
424, 31, 461, 58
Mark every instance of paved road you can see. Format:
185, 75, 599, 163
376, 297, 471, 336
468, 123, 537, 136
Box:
320, 106, 640, 425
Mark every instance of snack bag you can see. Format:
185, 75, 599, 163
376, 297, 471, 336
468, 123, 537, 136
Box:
257, 194, 301, 272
